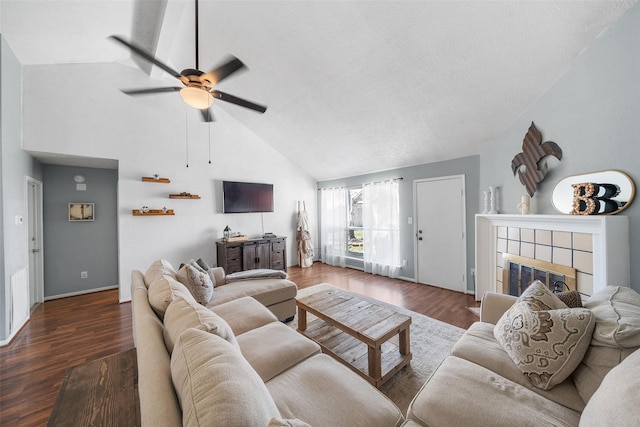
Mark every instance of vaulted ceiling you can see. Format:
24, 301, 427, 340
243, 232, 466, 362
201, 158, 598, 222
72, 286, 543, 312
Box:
1, 0, 636, 180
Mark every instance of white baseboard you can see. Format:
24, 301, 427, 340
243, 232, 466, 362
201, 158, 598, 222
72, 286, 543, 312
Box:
44, 285, 119, 301
0, 317, 29, 347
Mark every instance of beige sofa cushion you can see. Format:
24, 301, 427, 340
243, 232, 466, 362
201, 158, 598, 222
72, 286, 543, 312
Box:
176, 264, 214, 304
266, 353, 404, 427
163, 297, 238, 354
584, 286, 640, 348
453, 322, 586, 411
494, 281, 595, 390
572, 286, 640, 403
171, 328, 281, 427
147, 275, 196, 319
236, 322, 320, 381
579, 348, 640, 426
210, 297, 279, 336
144, 259, 177, 286
406, 356, 581, 427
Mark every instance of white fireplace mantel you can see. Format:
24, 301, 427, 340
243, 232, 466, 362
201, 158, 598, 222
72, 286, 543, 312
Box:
475, 214, 630, 300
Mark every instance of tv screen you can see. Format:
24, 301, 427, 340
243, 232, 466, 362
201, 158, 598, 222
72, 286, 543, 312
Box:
223, 181, 274, 213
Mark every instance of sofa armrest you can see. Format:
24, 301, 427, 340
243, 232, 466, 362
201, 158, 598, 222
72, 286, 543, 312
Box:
480, 292, 517, 324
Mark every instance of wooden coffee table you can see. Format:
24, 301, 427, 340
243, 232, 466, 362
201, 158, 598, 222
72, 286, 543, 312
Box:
297, 287, 412, 388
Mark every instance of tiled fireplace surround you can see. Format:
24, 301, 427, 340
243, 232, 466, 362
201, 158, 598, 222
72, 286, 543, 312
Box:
475, 214, 630, 301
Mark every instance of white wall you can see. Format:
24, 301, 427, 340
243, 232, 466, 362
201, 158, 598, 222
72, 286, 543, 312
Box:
21, 62, 317, 302
1, 36, 43, 341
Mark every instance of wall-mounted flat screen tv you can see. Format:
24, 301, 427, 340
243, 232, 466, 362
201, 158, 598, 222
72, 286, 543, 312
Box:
223, 181, 274, 213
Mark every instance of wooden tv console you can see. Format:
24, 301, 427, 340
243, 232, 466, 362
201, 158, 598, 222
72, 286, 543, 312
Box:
216, 237, 286, 274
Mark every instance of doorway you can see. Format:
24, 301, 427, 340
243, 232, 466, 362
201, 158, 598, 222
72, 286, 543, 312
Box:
414, 175, 466, 292
27, 177, 44, 311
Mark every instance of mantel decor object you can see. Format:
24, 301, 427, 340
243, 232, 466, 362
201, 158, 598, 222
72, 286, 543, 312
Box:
511, 122, 562, 197
552, 170, 636, 215
517, 195, 531, 215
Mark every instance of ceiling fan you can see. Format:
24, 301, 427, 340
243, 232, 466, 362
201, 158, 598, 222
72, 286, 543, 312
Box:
109, 0, 266, 122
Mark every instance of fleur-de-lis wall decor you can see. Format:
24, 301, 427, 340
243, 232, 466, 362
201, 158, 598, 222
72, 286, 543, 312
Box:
511, 122, 563, 197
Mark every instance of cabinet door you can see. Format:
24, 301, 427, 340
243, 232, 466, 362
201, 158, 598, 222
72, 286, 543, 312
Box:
242, 242, 257, 270
256, 242, 271, 269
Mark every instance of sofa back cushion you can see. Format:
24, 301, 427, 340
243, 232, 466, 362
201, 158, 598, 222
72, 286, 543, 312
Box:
147, 275, 196, 319
579, 347, 640, 426
163, 297, 238, 354
171, 328, 281, 427
572, 286, 640, 403
144, 259, 177, 287
494, 281, 595, 390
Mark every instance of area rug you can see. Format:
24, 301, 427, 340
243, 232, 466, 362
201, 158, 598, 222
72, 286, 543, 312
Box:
291, 283, 465, 414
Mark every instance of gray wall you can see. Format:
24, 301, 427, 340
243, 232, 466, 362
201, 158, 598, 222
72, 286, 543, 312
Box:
43, 165, 119, 298
1, 35, 43, 341
480, 3, 640, 292
318, 155, 480, 291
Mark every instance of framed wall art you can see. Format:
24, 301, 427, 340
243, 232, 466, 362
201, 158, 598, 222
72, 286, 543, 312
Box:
69, 203, 95, 221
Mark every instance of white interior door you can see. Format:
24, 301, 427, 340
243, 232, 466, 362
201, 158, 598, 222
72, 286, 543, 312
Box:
415, 175, 466, 292
27, 178, 44, 309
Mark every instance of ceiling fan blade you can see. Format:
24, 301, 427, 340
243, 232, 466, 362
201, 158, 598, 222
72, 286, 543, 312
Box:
212, 90, 267, 113
200, 109, 215, 122
201, 56, 246, 86
110, 35, 183, 80
121, 87, 182, 95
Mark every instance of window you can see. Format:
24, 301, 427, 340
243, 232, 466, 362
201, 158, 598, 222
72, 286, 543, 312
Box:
320, 180, 401, 278
348, 188, 363, 258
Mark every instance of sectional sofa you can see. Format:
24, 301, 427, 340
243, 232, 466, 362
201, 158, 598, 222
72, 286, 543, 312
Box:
132, 258, 640, 426
404, 283, 640, 426
131, 259, 405, 427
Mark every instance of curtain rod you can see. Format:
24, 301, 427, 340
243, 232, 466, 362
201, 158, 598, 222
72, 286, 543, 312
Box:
318, 177, 403, 191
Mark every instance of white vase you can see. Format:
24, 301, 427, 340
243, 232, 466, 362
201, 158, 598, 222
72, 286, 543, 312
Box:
482, 191, 489, 214
488, 187, 499, 214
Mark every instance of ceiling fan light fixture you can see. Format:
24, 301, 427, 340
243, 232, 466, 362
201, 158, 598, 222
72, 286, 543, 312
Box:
180, 86, 213, 109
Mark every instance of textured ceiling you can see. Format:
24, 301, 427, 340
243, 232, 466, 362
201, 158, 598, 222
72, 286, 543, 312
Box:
2, 0, 637, 180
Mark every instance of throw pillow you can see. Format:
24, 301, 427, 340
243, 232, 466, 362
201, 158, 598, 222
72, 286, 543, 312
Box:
195, 258, 211, 271
176, 264, 214, 304
171, 329, 281, 427
494, 281, 595, 390
555, 290, 583, 308
163, 297, 238, 354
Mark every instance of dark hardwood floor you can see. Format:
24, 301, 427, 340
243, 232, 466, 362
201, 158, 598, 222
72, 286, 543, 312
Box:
0, 262, 479, 426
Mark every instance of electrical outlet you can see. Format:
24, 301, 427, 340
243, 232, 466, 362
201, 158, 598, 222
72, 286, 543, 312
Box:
402, 260, 408, 267
81, 271, 88, 279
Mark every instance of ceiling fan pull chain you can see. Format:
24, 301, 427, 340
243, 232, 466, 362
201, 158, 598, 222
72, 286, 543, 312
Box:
185, 112, 189, 168
208, 117, 212, 164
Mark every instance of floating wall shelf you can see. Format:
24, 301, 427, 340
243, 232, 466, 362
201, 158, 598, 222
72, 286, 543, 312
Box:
142, 177, 171, 183
169, 193, 201, 199
132, 209, 175, 216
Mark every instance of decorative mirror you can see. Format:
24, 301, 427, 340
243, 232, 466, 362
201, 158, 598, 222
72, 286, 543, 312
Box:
552, 170, 636, 215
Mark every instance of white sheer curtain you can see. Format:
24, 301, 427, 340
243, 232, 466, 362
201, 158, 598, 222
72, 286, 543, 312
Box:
362, 180, 401, 278
320, 187, 347, 267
